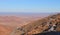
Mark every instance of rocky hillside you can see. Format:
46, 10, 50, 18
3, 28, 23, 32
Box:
27, 13, 60, 35
11, 13, 60, 35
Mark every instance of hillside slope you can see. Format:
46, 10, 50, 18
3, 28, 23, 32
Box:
0, 24, 12, 35
11, 13, 60, 35
0, 15, 44, 35
27, 13, 60, 35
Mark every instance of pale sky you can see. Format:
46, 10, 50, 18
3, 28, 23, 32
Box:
0, 0, 60, 13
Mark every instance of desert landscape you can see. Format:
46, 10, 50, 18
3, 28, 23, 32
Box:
0, 13, 50, 35
0, 0, 60, 35
10, 13, 60, 35
0, 13, 60, 35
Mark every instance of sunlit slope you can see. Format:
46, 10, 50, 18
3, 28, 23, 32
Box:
0, 24, 12, 35
27, 13, 60, 35
13, 13, 60, 35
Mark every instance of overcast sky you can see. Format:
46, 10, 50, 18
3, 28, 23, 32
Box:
0, 0, 60, 13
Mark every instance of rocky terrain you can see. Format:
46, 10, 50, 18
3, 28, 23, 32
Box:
27, 13, 60, 35
11, 13, 60, 35
0, 13, 60, 35
0, 15, 45, 35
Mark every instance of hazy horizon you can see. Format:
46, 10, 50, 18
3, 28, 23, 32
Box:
0, 12, 58, 16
